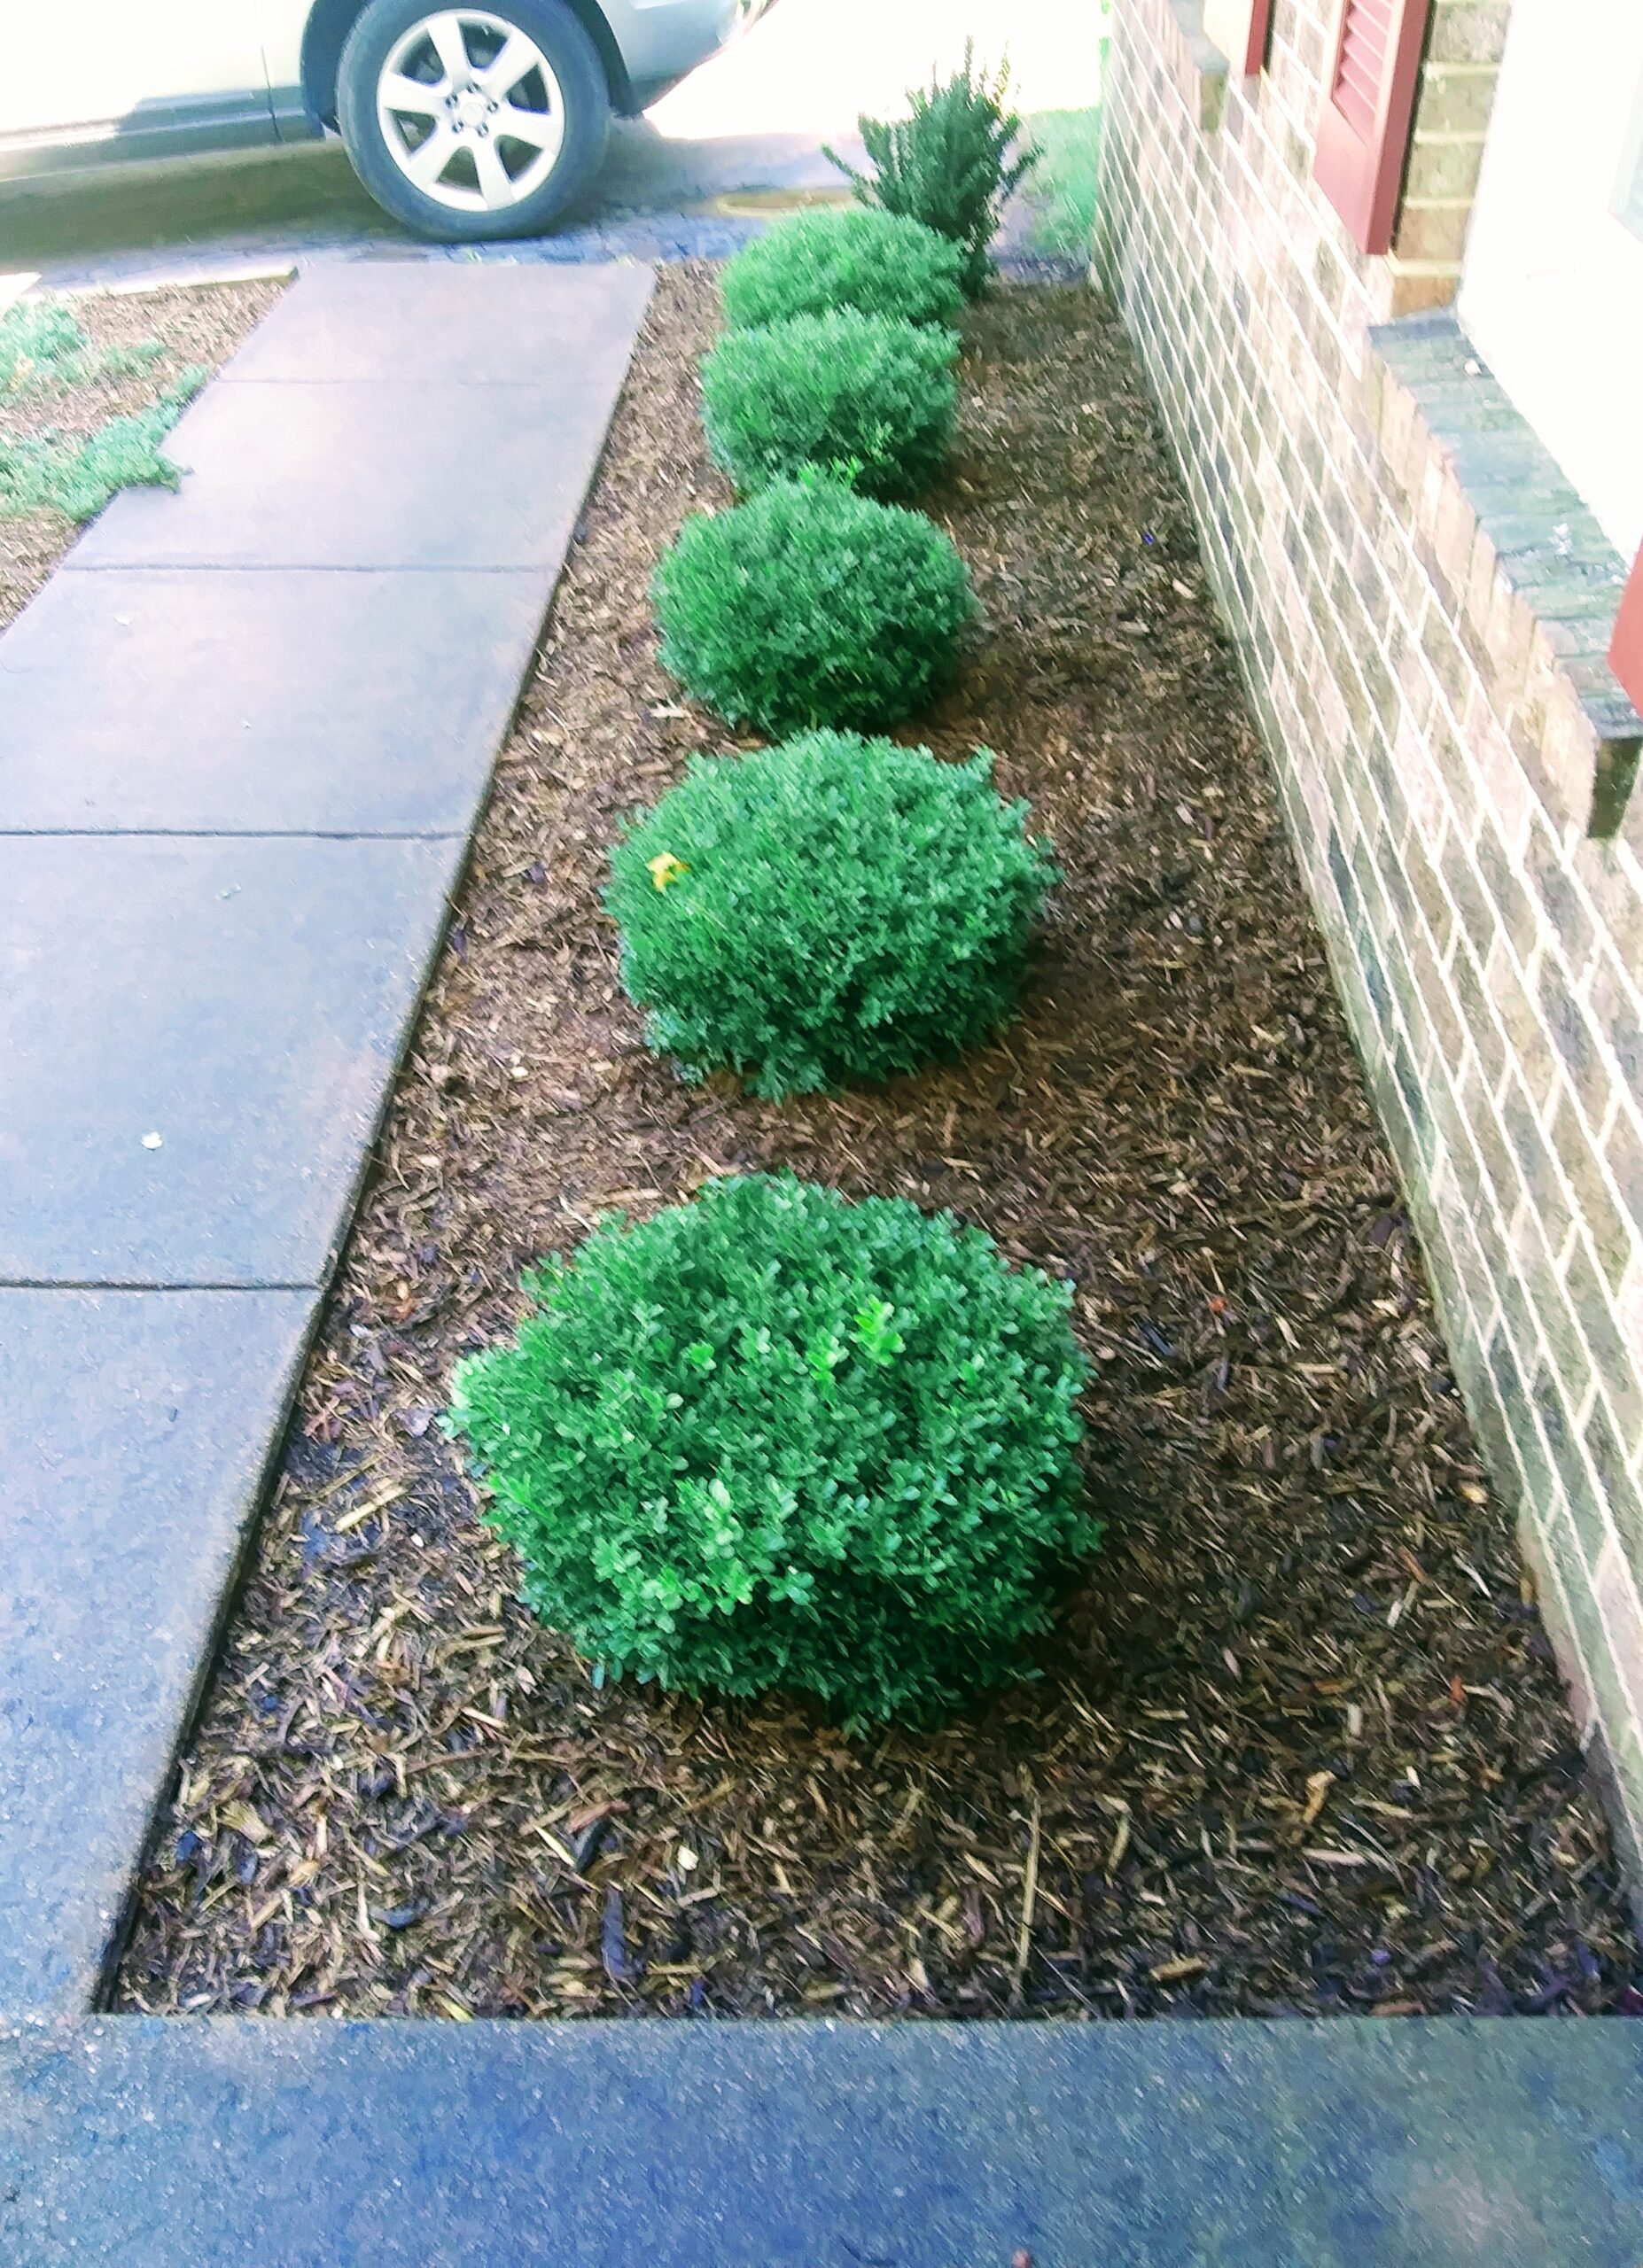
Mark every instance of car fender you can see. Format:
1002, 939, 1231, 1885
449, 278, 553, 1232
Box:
284, 0, 635, 133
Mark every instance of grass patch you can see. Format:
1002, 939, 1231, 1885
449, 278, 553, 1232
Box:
0, 293, 204, 524
0, 296, 164, 399
0, 276, 284, 633
1016, 4, 1110, 261
1019, 105, 1106, 260
0, 377, 203, 523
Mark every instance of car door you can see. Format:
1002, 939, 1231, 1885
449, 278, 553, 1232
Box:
0, 0, 277, 178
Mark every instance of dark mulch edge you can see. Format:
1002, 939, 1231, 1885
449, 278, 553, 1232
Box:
116, 263, 1636, 2024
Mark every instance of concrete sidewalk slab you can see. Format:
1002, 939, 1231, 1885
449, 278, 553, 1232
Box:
0, 568, 549, 834
0, 1291, 314, 2016
4, 2016, 1642, 2266
0, 834, 463, 1286
0, 260, 652, 2035
215, 256, 654, 384
66, 377, 619, 572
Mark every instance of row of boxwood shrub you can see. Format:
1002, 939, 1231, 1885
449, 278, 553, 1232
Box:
450, 205, 1094, 1731
658, 208, 977, 737
641, 207, 1043, 1097
704, 209, 965, 503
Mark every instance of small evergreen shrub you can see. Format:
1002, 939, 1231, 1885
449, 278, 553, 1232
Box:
828, 43, 1037, 299
720, 206, 965, 331
607, 731, 1055, 1097
448, 1172, 1094, 1726
700, 309, 959, 501
652, 476, 976, 734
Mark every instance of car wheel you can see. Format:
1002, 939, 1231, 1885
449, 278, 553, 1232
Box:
337, 0, 610, 243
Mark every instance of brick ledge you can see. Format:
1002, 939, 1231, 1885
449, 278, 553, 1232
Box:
1158, 0, 1230, 131
1368, 311, 1643, 838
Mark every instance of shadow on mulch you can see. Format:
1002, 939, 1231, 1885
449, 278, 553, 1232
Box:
115, 265, 1637, 2023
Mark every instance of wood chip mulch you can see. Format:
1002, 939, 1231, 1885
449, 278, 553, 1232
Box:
115, 264, 1638, 2023
0, 276, 285, 633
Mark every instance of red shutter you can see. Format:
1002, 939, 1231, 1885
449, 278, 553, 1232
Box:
1613, 549, 1643, 715
1203, 0, 1273, 76
1313, 0, 1433, 255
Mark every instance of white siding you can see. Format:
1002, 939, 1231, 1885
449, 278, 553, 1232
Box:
1460, 0, 1643, 558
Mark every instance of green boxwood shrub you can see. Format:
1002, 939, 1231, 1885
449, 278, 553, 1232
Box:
651, 476, 976, 734
448, 1173, 1094, 1727
607, 731, 1055, 1097
700, 309, 959, 501
720, 207, 966, 331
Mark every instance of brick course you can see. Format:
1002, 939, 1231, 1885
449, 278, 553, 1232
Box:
1096, 0, 1643, 1906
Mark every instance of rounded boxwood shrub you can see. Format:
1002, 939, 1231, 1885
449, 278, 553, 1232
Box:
447, 1173, 1094, 1727
720, 206, 966, 331
700, 308, 959, 501
607, 731, 1056, 1097
651, 476, 976, 734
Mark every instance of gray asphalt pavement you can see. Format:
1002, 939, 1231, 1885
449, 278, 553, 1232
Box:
0, 122, 842, 291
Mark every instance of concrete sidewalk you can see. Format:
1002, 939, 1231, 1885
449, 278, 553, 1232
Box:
0, 258, 652, 2018
5, 2013, 1643, 2265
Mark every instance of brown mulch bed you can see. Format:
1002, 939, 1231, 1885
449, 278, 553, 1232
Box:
0, 276, 285, 632
117, 264, 1636, 2023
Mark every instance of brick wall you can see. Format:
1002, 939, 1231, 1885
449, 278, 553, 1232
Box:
1385, 0, 1509, 314
1094, 0, 1643, 1902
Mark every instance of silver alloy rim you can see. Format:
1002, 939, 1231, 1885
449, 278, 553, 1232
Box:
376, 10, 566, 214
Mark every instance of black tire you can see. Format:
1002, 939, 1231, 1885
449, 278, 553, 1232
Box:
337, 0, 611, 243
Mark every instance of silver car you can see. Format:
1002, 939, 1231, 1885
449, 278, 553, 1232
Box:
1, 0, 771, 241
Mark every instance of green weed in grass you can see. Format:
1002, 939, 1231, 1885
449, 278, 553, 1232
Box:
0, 375, 205, 522
0, 297, 164, 399
1016, 5, 1110, 262
0, 291, 201, 522
1020, 105, 1106, 260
